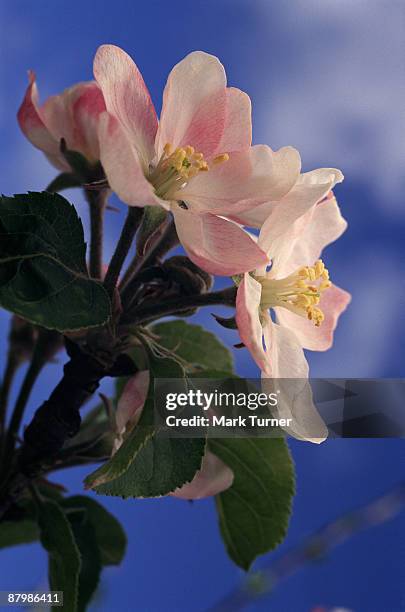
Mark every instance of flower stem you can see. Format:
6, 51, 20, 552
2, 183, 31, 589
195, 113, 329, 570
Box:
0, 353, 20, 441
103, 207, 144, 296
85, 188, 109, 279
122, 286, 237, 327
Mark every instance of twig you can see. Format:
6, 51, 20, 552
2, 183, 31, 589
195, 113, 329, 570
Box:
103, 206, 144, 295
209, 482, 405, 612
121, 286, 237, 326
85, 188, 109, 279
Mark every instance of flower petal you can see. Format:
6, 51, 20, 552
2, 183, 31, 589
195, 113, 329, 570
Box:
171, 451, 234, 500
275, 284, 351, 351
98, 112, 166, 208
41, 81, 106, 163
40, 90, 77, 154
255, 170, 344, 274
262, 321, 328, 443
215, 87, 252, 153
273, 194, 348, 278
94, 44, 158, 166
178, 145, 301, 215
235, 274, 268, 372
17, 71, 67, 170
70, 83, 106, 161
172, 207, 268, 275
157, 51, 227, 158
233, 167, 344, 230
116, 370, 150, 435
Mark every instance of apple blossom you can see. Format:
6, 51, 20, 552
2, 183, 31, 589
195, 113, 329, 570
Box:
93, 44, 303, 275
17, 71, 106, 173
235, 183, 351, 442
114, 370, 233, 498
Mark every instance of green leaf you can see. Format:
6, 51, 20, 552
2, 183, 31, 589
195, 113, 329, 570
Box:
85, 354, 206, 498
0, 481, 69, 551
37, 499, 81, 612
59, 403, 114, 465
65, 508, 101, 612
0, 518, 39, 549
114, 344, 149, 401
83, 356, 180, 490
61, 496, 127, 566
0, 192, 111, 331
83, 392, 155, 491
67, 403, 110, 447
210, 438, 295, 570
94, 436, 205, 498
151, 320, 233, 372
36, 479, 67, 501
54, 436, 113, 473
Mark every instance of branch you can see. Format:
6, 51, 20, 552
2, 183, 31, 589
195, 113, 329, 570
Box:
209, 482, 405, 612
121, 286, 237, 326
0, 342, 137, 519
0, 352, 104, 519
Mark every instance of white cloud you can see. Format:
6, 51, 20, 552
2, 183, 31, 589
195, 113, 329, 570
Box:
254, 0, 405, 214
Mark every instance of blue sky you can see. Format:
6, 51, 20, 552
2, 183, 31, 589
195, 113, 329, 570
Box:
0, 1, 404, 610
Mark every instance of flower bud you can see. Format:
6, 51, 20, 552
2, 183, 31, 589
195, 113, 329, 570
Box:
18, 72, 106, 182
162, 256, 213, 316
164, 256, 213, 293
114, 370, 149, 453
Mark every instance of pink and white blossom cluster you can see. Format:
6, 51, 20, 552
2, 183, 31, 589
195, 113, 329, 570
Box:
18, 45, 351, 496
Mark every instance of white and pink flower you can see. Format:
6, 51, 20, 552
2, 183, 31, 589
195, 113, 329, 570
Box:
18, 71, 106, 171
92, 44, 303, 275
235, 179, 351, 442
115, 370, 233, 499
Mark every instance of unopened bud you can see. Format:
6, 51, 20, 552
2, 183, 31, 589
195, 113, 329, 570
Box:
161, 256, 213, 316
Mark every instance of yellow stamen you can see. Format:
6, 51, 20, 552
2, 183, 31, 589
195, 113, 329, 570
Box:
150, 143, 228, 200
258, 259, 332, 327
315, 260, 325, 276
213, 153, 230, 165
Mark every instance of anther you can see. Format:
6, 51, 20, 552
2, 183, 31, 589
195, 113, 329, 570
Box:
213, 153, 230, 165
